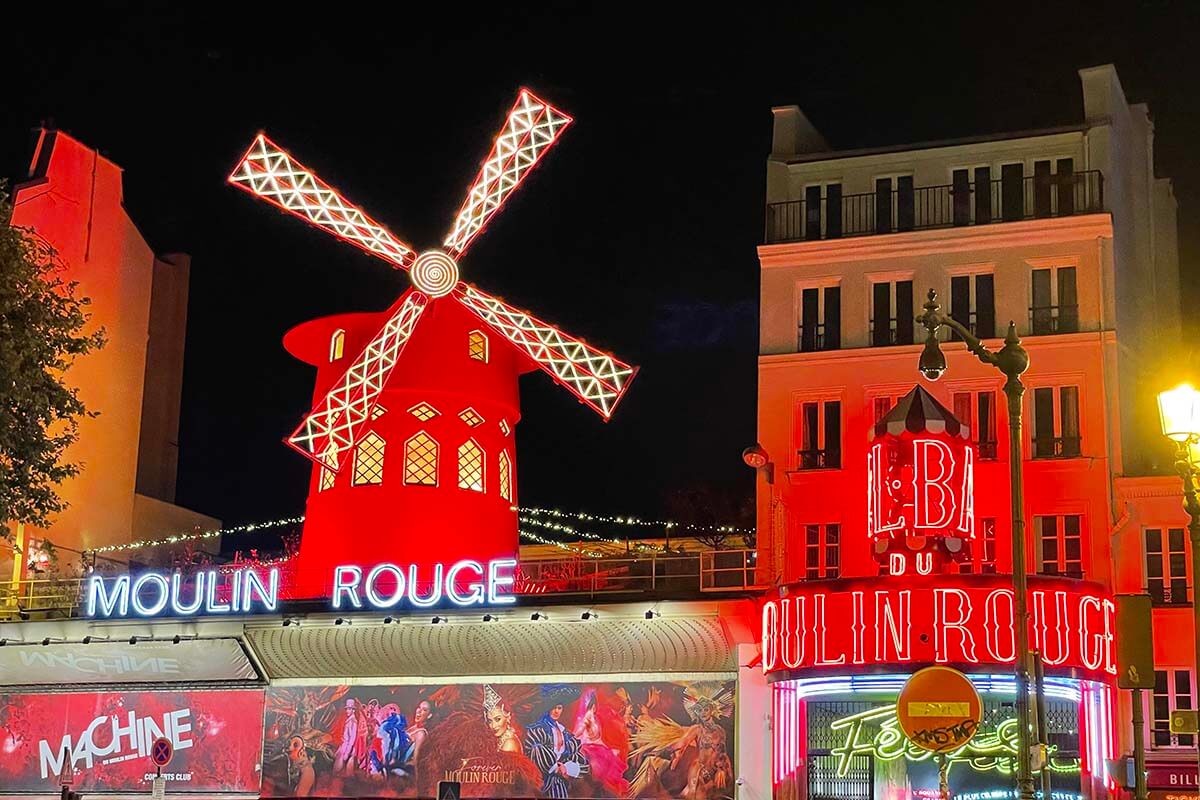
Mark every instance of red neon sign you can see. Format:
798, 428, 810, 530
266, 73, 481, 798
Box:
761, 575, 1115, 681
868, 437, 974, 541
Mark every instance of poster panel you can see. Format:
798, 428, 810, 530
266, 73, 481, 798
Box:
0, 638, 258, 685
261, 679, 736, 799
0, 688, 265, 792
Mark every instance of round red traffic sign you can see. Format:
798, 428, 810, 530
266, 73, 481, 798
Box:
896, 666, 983, 753
150, 736, 174, 768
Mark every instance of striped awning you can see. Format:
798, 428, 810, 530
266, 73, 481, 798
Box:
869, 385, 970, 441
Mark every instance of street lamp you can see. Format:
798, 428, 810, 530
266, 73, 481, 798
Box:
915, 289, 1037, 800
1157, 383, 1200, 779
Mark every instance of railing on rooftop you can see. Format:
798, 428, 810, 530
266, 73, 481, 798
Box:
764, 170, 1104, 244
0, 548, 765, 620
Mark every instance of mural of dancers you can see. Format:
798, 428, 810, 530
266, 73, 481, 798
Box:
260, 679, 735, 799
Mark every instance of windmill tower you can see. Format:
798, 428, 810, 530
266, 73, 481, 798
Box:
230, 91, 637, 595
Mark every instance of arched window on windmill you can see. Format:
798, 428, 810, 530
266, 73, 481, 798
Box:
329, 328, 346, 362
458, 439, 485, 492
352, 432, 386, 486
403, 432, 438, 486
467, 329, 488, 363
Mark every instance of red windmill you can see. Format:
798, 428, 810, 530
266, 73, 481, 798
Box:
229, 90, 637, 595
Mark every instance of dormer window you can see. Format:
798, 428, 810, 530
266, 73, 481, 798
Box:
468, 330, 488, 363
330, 329, 346, 362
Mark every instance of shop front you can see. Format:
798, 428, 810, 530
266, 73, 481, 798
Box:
763, 575, 1117, 800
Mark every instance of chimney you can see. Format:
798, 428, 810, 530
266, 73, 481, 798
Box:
771, 106, 828, 159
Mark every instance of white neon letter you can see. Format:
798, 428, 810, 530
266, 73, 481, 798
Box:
875, 590, 911, 662
243, 567, 280, 612
1079, 595, 1104, 671
363, 563, 405, 608
170, 571, 205, 615
332, 565, 364, 610
984, 588, 1016, 662
204, 570, 230, 613
780, 596, 807, 669
1033, 590, 1070, 666
487, 558, 517, 605
86, 575, 130, 618
445, 560, 485, 605
131, 573, 170, 617
934, 587, 977, 663
813, 594, 845, 665
914, 439, 957, 529
762, 600, 779, 672
851, 591, 866, 665
407, 563, 443, 608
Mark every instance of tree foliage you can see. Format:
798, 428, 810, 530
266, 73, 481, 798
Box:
0, 188, 105, 530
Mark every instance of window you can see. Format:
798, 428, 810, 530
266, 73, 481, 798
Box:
870, 279, 914, 346
1031, 266, 1079, 334
870, 393, 904, 424
873, 175, 914, 234
498, 451, 513, 502
1146, 527, 1189, 605
329, 329, 345, 362
960, 518, 998, 574
1032, 386, 1081, 458
458, 407, 484, 427
798, 285, 841, 352
1036, 514, 1083, 578
403, 432, 438, 486
371, 405, 387, 421
796, 399, 841, 470
953, 390, 999, 460
1152, 669, 1195, 748
804, 524, 840, 580
1033, 158, 1076, 217
1000, 163, 1024, 221
803, 183, 843, 239
499, 419, 510, 437
951, 166, 993, 226
352, 432, 386, 486
408, 402, 439, 421
949, 273, 996, 340
458, 439, 484, 492
468, 330, 488, 362
319, 445, 338, 492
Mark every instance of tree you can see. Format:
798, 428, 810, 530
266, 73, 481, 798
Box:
664, 483, 755, 549
0, 188, 105, 533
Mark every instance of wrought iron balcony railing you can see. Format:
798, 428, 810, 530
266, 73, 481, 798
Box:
1029, 304, 1080, 335
977, 440, 999, 461
1032, 435, 1082, 459
869, 319, 915, 347
765, 170, 1104, 244
797, 448, 841, 470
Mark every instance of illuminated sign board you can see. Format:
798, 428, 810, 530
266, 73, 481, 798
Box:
761, 575, 1115, 681
85, 558, 518, 619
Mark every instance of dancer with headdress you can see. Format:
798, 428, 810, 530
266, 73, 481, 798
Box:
629, 682, 735, 800
484, 684, 524, 753
573, 687, 629, 796
524, 685, 589, 798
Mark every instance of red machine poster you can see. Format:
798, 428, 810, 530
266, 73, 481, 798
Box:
0, 688, 264, 792
261, 679, 736, 799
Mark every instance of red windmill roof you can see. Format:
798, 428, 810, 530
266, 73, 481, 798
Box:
869, 385, 970, 441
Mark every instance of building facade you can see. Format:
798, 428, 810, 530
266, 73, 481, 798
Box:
5, 129, 219, 586
756, 64, 1191, 800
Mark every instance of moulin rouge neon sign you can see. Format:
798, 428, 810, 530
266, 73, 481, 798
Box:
868, 439, 974, 540
85, 558, 517, 619
761, 575, 1116, 680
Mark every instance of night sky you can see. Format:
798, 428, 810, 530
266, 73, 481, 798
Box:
2, 4, 1197, 531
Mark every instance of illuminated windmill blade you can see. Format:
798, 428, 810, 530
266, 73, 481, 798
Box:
229, 134, 416, 269
442, 89, 573, 258
454, 284, 637, 420
287, 292, 430, 470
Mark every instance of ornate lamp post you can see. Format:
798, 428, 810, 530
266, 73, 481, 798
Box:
915, 289, 1037, 800
1157, 383, 1200, 777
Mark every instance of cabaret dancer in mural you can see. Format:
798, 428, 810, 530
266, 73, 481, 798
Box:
574, 688, 630, 796
524, 685, 589, 799
630, 682, 734, 800
484, 684, 524, 753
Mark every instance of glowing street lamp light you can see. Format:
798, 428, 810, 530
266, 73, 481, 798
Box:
1157, 383, 1200, 784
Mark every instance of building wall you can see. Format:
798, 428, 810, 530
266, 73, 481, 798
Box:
756, 63, 1192, 781
7, 130, 216, 568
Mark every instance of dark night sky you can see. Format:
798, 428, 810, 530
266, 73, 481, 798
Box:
2, 3, 1197, 529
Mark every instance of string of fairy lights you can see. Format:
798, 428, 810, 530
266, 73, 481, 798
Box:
82, 507, 755, 559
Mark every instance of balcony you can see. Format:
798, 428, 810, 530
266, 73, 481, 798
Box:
1032, 435, 1082, 459
869, 318, 915, 347
1029, 304, 1080, 335
977, 440, 999, 460
1148, 583, 1191, 607
797, 448, 841, 470
797, 323, 831, 353
764, 170, 1104, 244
